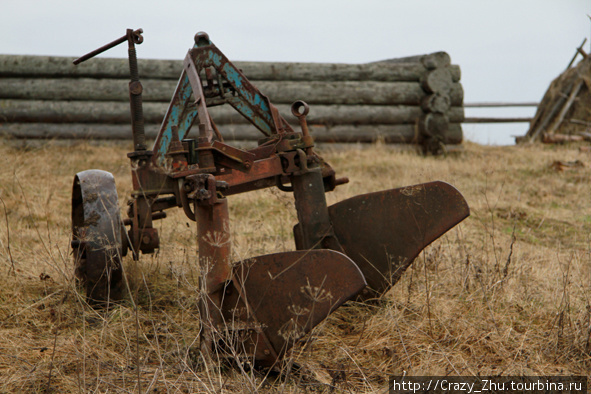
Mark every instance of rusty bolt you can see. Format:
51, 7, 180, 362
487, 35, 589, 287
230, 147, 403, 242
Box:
129, 81, 143, 95
263, 349, 270, 355
142, 235, 151, 245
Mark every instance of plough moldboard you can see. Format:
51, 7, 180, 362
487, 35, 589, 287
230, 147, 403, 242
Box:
70, 29, 470, 367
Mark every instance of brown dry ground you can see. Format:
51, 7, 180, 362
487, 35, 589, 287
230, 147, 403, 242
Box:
0, 139, 590, 392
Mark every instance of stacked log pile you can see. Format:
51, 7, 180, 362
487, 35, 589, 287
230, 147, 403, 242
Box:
379, 52, 463, 152
523, 40, 591, 143
0, 53, 464, 151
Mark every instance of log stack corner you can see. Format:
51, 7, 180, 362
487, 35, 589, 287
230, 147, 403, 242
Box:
379, 52, 463, 153
0, 52, 465, 154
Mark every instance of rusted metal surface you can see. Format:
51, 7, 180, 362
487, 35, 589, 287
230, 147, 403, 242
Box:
327, 181, 470, 298
292, 168, 342, 251
71, 170, 124, 305
222, 250, 366, 366
196, 197, 232, 356
71, 29, 470, 366
73, 28, 144, 65
73, 28, 147, 151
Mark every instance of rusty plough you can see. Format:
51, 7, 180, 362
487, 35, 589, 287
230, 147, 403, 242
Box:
71, 29, 469, 367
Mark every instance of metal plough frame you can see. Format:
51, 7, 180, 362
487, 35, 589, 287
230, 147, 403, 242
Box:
71, 29, 469, 366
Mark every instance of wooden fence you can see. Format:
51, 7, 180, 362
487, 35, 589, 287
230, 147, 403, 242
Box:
0, 53, 465, 147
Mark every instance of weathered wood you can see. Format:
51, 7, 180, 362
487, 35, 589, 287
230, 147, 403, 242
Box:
419, 113, 449, 136
238, 62, 461, 83
0, 78, 176, 102
0, 78, 465, 106
0, 99, 465, 125
379, 52, 451, 69
0, 100, 165, 123
528, 84, 572, 141
0, 122, 463, 144
219, 124, 425, 143
0, 54, 461, 82
464, 102, 538, 107
421, 94, 451, 113
0, 54, 464, 147
463, 117, 533, 123
547, 80, 584, 134
421, 68, 453, 94
542, 133, 584, 143
0, 123, 160, 140
566, 38, 588, 70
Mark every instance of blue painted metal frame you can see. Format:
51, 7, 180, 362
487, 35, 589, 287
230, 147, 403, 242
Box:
152, 34, 288, 166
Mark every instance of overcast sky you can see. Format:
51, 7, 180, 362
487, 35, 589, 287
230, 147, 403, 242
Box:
2, 0, 589, 145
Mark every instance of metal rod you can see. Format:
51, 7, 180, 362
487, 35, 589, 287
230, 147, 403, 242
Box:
73, 28, 143, 65
464, 102, 539, 108
196, 198, 231, 358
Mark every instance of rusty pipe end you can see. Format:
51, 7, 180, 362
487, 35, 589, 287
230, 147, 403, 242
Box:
291, 100, 310, 118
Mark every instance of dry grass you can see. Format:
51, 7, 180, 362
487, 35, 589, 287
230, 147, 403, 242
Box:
0, 139, 590, 392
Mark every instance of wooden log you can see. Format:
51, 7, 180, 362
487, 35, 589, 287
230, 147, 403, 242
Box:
378, 52, 451, 69
0, 122, 463, 144
312, 124, 420, 143
421, 94, 451, 113
238, 62, 462, 83
542, 133, 584, 143
0, 99, 466, 125
0, 100, 164, 124
0, 123, 160, 140
0, 78, 464, 106
419, 113, 449, 136
421, 68, 453, 94
0, 78, 176, 102
527, 89, 570, 141
216, 123, 422, 143
0, 54, 461, 83
547, 79, 584, 134
443, 123, 463, 144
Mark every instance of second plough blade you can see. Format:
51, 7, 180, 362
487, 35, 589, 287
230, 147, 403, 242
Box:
328, 181, 469, 298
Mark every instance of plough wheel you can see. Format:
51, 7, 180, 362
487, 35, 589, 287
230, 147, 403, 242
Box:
328, 181, 470, 298
71, 170, 124, 305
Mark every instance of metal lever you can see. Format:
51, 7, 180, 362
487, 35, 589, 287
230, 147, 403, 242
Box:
73, 28, 143, 65
73, 28, 147, 151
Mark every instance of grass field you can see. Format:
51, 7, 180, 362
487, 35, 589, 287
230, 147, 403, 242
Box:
0, 139, 590, 392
